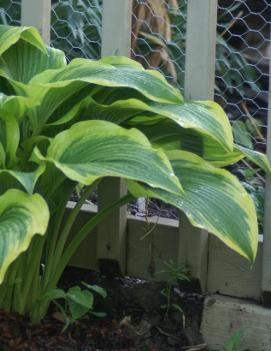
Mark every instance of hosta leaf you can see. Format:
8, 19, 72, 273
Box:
0, 25, 46, 56
0, 189, 49, 283
0, 93, 35, 121
0, 143, 5, 167
131, 119, 242, 166
30, 57, 183, 104
128, 151, 258, 262
236, 144, 271, 176
37, 120, 183, 195
61, 97, 233, 151
9, 57, 183, 132
1, 165, 45, 194
100, 56, 144, 70
0, 41, 66, 83
0, 112, 20, 166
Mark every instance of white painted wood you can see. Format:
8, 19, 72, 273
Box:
179, 0, 218, 290
97, 0, 132, 274
184, 0, 218, 100
207, 237, 262, 300
21, 0, 51, 44
127, 216, 179, 280
262, 33, 271, 294
178, 216, 208, 289
101, 0, 132, 57
201, 295, 271, 350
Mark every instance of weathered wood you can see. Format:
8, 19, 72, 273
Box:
97, 179, 127, 274
66, 202, 98, 270
97, 0, 133, 274
201, 295, 271, 350
21, 0, 51, 44
178, 216, 208, 289
262, 34, 271, 297
179, 0, 218, 290
127, 216, 179, 280
70, 206, 262, 297
207, 236, 262, 300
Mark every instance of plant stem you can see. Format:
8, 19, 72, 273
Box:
43, 183, 98, 289
57, 193, 133, 282
18, 237, 45, 314
34, 194, 133, 322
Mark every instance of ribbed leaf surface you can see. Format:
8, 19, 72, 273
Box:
0, 42, 66, 83
57, 98, 233, 151
0, 25, 45, 56
128, 151, 258, 262
30, 58, 182, 104
0, 189, 49, 283
236, 145, 271, 176
41, 120, 183, 195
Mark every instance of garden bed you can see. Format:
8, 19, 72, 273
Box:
0, 267, 205, 351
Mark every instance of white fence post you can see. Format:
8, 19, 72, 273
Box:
261, 36, 271, 302
21, 0, 51, 44
97, 0, 133, 275
178, 0, 218, 290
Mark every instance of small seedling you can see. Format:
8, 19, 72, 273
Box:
158, 259, 189, 316
222, 331, 249, 351
41, 282, 107, 331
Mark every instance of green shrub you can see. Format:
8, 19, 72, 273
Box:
0, 24, 268, 324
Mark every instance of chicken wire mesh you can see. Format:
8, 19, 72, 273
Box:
0, 0, 103, 60
0, 0, 20, 25
132, 0, 187, 93
215, 1, 270, 231
0, 0, 270, 225
131, 0, 270, 226
51, 0, 102, 61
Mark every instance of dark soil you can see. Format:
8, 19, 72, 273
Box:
0, 267, 206, 351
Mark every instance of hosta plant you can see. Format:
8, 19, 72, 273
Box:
0, 24, 270, 324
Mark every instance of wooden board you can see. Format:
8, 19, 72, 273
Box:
180, 0, 218, 290
201, 295, 271, 350
207, 236, 263, 300
127, 216, 179, 280
97, 0, 133, 274
21, 0, 51, 44
69, 206, 263, 300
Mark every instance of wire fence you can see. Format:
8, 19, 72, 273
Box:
215, 1, 270, 230
0, 0, 270, 225
51, 0, 102, 61
0, 0, 20, 25
132, 0, 187, 92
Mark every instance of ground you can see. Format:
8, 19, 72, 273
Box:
0, 267, 205, 351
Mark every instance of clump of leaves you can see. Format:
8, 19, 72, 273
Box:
0, 24, 270, 325
159, 260, 189, 316
44, 283, 106, 331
